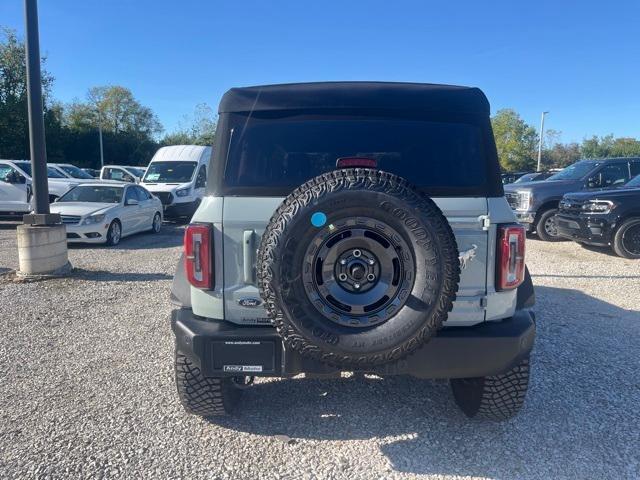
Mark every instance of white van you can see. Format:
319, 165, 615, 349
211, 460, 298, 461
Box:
0, 160, 82, 213
141, 145, 211, 218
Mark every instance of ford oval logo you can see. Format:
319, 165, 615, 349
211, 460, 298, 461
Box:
238, 297, 262, 308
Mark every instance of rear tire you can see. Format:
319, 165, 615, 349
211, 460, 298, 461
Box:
535, 209, 562, 242
450, 356, 530, 420
613, 218, 640, 259
175, 349, 242, 417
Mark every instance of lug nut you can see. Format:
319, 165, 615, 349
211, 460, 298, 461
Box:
338, 273, 348, 281
354, 283, 361, 289
353, 249, 361, 257
368, 258, 375, 265
340, 259, 347, 265
367, 273, 376, 282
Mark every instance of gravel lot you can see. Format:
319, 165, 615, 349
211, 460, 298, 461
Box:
1, 218, 639, 479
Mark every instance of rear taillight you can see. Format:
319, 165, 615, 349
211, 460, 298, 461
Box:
185, 223, 213, 289
496, 224, 526, 291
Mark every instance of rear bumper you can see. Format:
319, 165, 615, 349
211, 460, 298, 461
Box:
163, 200, 199, 218
171, 308, 536, 379
556, 213, 614, 246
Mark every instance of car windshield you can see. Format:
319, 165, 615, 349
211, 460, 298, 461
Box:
143, 161, 196, 182
125, 167, 145, 177
224, 116, 487, 191
514, 173, 537, 183
58, 185, 123, 203
547, 161, 599, 181
624, 174, 640, 188
58, 165, 94, 179
15, 162, 67, 179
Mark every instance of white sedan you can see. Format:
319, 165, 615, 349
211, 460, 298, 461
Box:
50, 183, 163, 245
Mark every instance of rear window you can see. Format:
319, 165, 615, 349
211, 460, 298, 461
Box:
223, 116, 487, 193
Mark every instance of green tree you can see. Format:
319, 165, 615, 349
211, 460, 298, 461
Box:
66, 85, 162, 136
161, 103, 217, 146
609, 137, 640, 157
0, 28, 61, 159
63, 86, 162, 167
491, 109, 538, 171
580, 135, 614, 158
544, 142, 581, 168
579, 135, 640, 160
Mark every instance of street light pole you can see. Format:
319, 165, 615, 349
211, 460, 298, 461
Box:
24, 0, 50, 218
18, 0, 70, 277
537, 111, 549, 172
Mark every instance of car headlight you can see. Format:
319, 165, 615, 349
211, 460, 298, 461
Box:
517, 191, 532, 210
175, 187, 191, 197
581, 200, 615, 214
82, 213, 106, 225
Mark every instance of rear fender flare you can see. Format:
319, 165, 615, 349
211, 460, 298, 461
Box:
170, 253, 191, 308
516, 266, 535, 310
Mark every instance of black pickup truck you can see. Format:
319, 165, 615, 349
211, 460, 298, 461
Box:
556, 174, 640, 258
504, 157, 640, 241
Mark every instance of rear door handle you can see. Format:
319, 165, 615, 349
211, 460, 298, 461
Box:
243, 229, 256, 284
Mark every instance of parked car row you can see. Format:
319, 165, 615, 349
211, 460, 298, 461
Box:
1, 145, 213, 246
0, 159, 87, 212
501, 170, 560, 184
504, 157, 640, 258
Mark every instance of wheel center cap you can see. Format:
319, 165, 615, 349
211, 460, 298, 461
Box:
350, 263, 365, 280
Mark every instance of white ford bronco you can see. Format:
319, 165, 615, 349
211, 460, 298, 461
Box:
170, 82, 535, 420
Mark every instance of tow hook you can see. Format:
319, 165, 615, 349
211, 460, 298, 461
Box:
232, 376, 255, 389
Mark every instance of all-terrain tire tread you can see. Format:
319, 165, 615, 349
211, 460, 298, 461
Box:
175, 350, 240, 417
452, 357, 530, 420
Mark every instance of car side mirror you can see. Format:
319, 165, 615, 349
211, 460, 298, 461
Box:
126, 198, 139, 206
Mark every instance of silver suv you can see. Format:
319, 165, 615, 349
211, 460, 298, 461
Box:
170, 82, 535, 420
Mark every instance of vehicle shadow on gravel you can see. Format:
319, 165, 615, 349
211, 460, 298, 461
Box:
0, 218, 21, 229
214, 286, 640, 479
70, 268, 172, 282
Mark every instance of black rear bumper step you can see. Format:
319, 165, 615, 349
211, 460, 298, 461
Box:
171, 309, 535, 379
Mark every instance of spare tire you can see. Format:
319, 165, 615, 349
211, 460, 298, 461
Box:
257, 168, 460, 368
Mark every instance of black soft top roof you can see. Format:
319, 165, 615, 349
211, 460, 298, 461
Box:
219, 82, 490, 115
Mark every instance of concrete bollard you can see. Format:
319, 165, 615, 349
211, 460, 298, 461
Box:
16, 224, 72, 277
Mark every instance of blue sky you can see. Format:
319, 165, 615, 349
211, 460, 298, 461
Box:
2, 0, 639, 142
